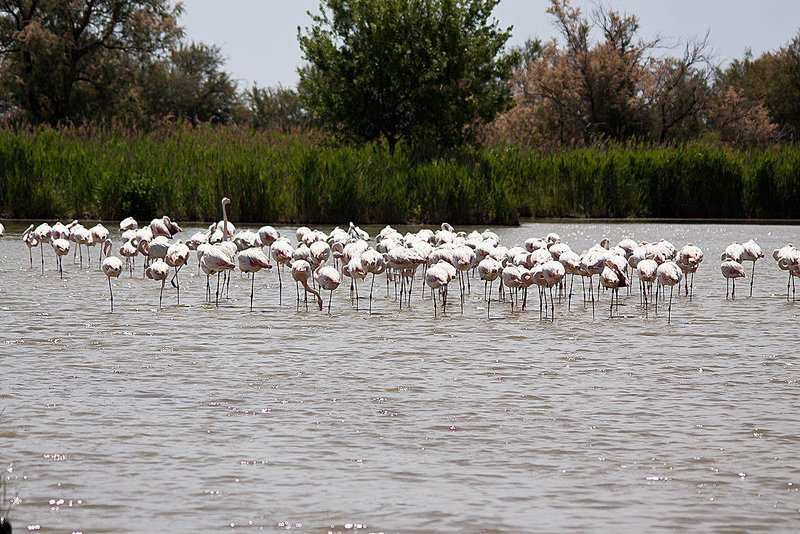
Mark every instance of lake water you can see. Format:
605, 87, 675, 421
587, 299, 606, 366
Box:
1, 221, 799, 533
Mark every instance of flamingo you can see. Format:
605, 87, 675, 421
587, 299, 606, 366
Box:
741, 239, 764, 297
51, 237, 71, 279
150, 216, 182, 238
291, 259, 322, 311
655, 261, 682, 323
773, 244, 797, 301
145, 259, 170, 309
558, 250, 581, 311
33, 223, 52, 274
501, 264, 523, 313
541, 259, 566, 319
70, 224, 91, 268
677, 244, 703, 297
90, 224, 110, 264
271, 238, 294, 306
165, 241, 190, 305
120, 238, 139, 275
0, 222, 4, 237
201, 244, 235, 305
636, 259, 658, 315
721, 259, 746, 300
316, 261, 341, 313
237, 247, 272, 311
600, 264, 627, 317
119, 216, 138, 231
102, 256, 123, 311
360, 248, 386, 313
22, 224, 37, 267
344, 255, 367, 309
425, 261, 451, 317
477, 257, 501, 318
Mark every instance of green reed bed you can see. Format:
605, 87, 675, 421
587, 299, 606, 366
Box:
0, 125, 798, 224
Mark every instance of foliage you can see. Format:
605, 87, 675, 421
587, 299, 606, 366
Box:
140, 42, 242, 125
0, 124, 798, 224
715, 33, 800, 140
298, 0, 517, 153
0, 0, 183, 125
245, 83, 309, 131
487, 0, 713, 148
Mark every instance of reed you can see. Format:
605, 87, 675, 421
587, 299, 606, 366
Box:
0, 124, 798, 224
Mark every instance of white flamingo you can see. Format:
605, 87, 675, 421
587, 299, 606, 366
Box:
741, 239, 764, 297
165, 240, 190, 305
721, 259, 746, 300
291, 259, 322, 311
316, 261, 341, 313
656, 261, 682, 323
237, 247, 272, 311
102, 256, 123, 311
145, 259, 170, 309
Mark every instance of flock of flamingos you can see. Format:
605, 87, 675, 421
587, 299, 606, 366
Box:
1, 197, 798, 321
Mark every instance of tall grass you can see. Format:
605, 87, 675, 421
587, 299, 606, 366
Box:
0, 124, 798, 224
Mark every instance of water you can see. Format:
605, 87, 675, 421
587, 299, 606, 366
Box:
1, 221, 799, 532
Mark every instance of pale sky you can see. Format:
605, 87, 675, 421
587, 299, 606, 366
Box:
179, 0, 800, 90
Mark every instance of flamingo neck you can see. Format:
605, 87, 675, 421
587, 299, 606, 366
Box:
222, 201, 228, 242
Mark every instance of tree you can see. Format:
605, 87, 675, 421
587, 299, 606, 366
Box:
486, 0, 714, 148
297, 0, 516, 153
0, 0, 183, 124
716, 32, 800, 140
141, 42, 241, 125
245, 83, 309, 131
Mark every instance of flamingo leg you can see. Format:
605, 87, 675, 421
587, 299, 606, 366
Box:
40, 246, 44, 275
159, 279, 165, 309
369, 273, 375, 314
750, 261, 755, 297
108, 277, 114, 312
250, 273, 255, 312
487, 280, 492, 319
328, 290, 333, 314
668, 285, 674, 324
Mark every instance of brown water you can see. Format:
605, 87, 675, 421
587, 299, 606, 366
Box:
1, 221, 799, 533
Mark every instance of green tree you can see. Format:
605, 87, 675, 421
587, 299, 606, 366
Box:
298, 0, 517, 153
0, 0, 183, 125
245, 83, 309, 131
141, 42, 241, 124
716, 32, 800, 139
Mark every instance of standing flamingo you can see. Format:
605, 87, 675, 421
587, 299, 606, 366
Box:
316, 261, 341, 313
145, 259, 170, 309
33, 223, 52, 274
677, 244, 703, 298
271, 238, 294, 306
102, 256, 123, 311
165, 240, 190, 305
773, 244, 797, 301
291, 259, 322, 311
741, 239, 764, 297
477, 257, 501, 318
237, 247, 272, 311
51, 237, 71, 278
425, 261, 451, 317
120, 217, 138, 231
655, 261, 682, 323
360, 248, 386, 313
721, 259, 746, 300
22, 224, 37, 267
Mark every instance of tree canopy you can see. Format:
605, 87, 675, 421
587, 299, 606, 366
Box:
298, 0, 517, 153
0, 0, 183, 124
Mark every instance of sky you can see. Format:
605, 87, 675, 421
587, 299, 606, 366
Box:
178, 0, 800, 89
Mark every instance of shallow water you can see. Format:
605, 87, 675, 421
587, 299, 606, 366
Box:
1, 221, 799, 533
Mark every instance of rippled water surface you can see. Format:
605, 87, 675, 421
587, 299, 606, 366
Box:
2, 221, 800, 533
